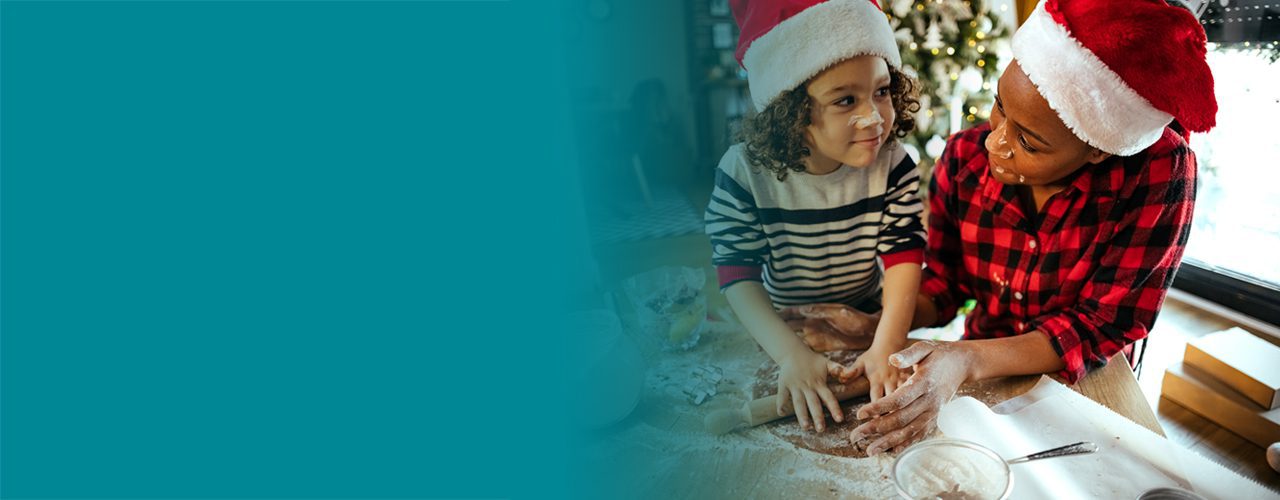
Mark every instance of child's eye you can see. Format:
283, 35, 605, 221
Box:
874, 86, 891, 98
834, 96, 855, 107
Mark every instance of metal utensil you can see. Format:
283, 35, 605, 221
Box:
1005, 441, 1099, 465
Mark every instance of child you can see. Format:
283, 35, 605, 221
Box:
706, 0, 925, 433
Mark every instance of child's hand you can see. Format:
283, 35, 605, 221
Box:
776, 348, 857, 433
850, 340, 911, 401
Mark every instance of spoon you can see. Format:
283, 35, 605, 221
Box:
1005, 441, 1099, 464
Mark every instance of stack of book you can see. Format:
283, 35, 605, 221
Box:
1161, 327, 1280, 447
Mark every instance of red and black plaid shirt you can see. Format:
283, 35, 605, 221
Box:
921, 123, 1197, 383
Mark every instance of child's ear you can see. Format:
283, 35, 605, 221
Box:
1085, 148, 1111, 165
801, 131, 815, 157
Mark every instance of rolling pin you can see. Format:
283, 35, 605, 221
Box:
704, 376, 871, 434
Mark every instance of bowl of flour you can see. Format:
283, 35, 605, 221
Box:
892, 439, 1012, 500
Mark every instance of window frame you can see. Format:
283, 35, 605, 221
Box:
1173, 259, 1280, 326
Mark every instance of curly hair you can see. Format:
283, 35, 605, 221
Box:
740, 66, 921, 181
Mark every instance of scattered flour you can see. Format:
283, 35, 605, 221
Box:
582, 318, 908, 498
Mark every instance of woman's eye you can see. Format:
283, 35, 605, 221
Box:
1018, 135, 1037, 153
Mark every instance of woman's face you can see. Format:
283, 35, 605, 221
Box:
986, 60, 1110, 186
804, 55, 896, 170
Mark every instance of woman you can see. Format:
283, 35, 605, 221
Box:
790, 0, 1217, 454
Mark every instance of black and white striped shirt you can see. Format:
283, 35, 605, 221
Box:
705, 142, 926, 307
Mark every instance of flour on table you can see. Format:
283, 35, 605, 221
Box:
583, 318, 908, 498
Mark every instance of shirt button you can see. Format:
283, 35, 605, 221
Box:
1014, 291, 1024, 300
1028, 240, 1037, 250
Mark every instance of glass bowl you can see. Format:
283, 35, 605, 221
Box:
1135, 487, 1207, 500
893, 439, 1013, 500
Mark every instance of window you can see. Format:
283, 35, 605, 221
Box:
1174, 1, 1280, 325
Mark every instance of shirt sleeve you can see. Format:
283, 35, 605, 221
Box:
705, 152, 767, 289
1028, 145, 1197, 383
877, 149, 927, 270
919, 133, 977, 326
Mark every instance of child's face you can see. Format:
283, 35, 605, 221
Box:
804, 56, 895, 170
985, 60, 1111, 186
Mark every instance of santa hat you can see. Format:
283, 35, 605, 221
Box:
732, 0, 901, 112
1012, 0, 1216, 156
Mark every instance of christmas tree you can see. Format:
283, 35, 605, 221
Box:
884, 0, 1012, 174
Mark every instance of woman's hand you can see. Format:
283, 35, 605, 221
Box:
776, 348, 859, 433
848, 341, 974, 455
780, 303, 879, 352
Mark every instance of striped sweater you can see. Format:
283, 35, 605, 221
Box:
705, 142, 926, 307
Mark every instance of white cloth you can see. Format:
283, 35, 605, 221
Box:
937, 376, 1277, 499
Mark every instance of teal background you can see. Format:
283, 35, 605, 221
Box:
2, 1, 579, 498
